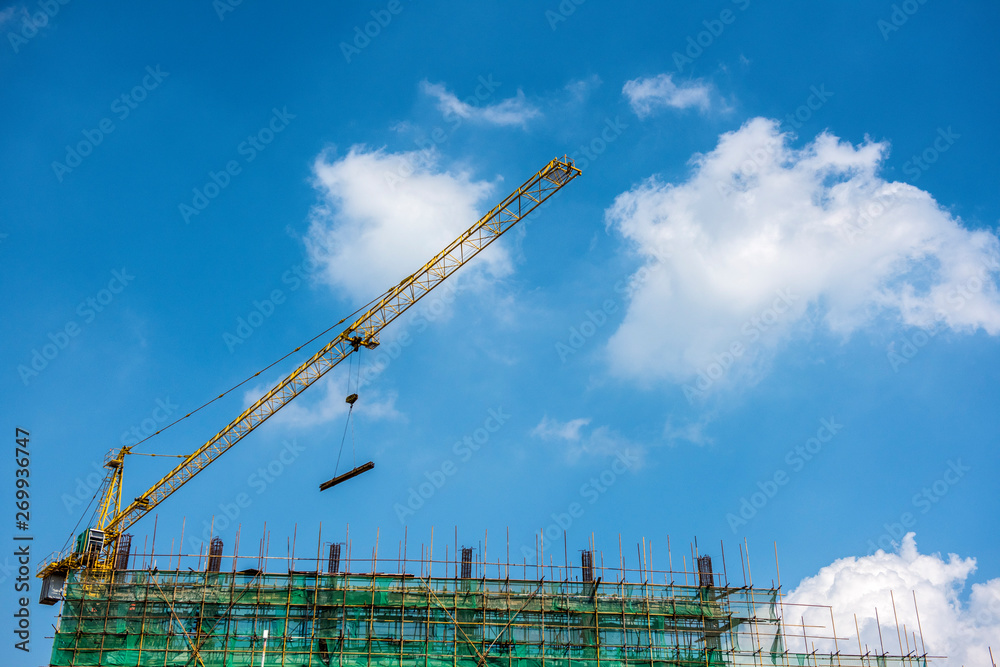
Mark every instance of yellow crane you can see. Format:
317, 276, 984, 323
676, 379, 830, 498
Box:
38, 157, 581, 590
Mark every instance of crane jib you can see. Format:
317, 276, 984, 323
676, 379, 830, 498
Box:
38, 157, 580, 578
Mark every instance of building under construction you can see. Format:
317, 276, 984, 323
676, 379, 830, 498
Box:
42, 530, 933, 667
35, 160, 938, 665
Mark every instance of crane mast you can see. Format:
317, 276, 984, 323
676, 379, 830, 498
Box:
39, 157, 580, 580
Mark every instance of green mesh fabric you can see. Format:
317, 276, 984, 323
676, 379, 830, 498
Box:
48, 571, 921, 667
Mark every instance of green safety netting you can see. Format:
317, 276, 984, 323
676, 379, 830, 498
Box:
48, 571, 920, 667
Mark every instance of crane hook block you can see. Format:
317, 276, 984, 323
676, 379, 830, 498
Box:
345, 393, 358, 405
319, 461, 374, 491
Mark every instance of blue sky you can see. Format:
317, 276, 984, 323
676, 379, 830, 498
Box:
2, 1, 999, 664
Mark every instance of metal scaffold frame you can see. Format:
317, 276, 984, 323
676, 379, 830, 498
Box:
47, 528, 934, 667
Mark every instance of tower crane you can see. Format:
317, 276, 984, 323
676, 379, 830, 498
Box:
38, 157, 581, 594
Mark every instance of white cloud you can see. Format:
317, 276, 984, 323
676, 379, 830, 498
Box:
531, 416, 642, 465
564, 75, 602, 102
605, 117, 1000, 388
305, 146, 510, 303
420, 80, 541, 128
786, 533, 1000, 666
663, 418, 712, 446
532, 415, 591, 441
0, 7, 18, 29
622, 74, 714, 117
570, 425, 637, 462
242, 373, 403, 430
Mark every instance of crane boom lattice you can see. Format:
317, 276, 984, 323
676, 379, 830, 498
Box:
39, 156, 581, 579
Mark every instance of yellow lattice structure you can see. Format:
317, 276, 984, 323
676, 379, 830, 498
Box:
38, 157, 581, 580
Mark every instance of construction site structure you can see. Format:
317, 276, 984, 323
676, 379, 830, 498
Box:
45, 526, 936, 667
35, 156, 941, 666
37, 156, 581, 586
